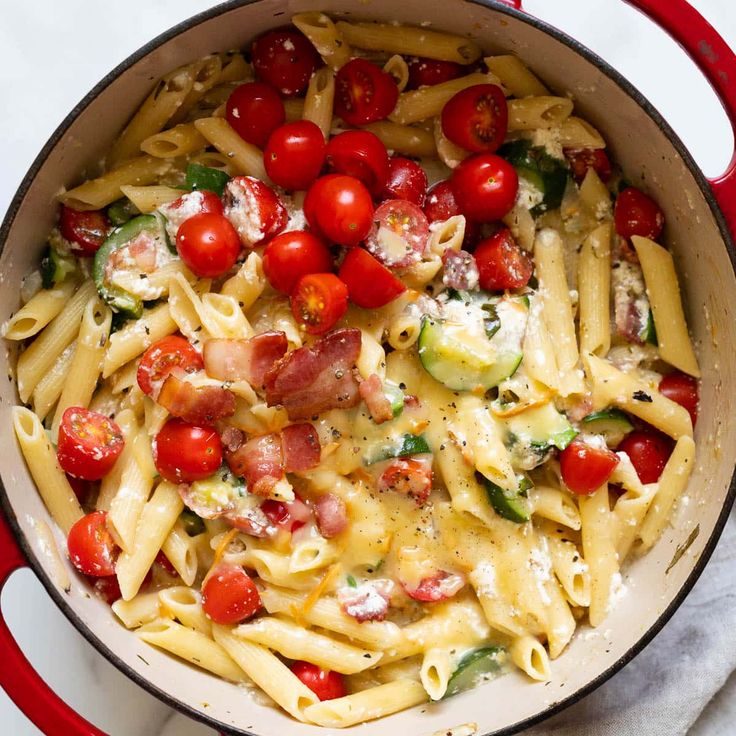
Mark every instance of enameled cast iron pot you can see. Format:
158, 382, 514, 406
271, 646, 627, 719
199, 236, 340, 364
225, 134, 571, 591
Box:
1, 1, 736, 734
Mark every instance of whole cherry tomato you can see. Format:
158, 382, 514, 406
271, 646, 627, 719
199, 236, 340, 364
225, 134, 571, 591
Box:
618, 430, 673, 484
225, 82, 285, 148
59, 206, 109, 255
325, 130, 389, 195
153, 419, 222, 483
264, 120, 326, 191
67, 511, 119, 577
290, 273, 349, 334
202, 563, 262, 624
441, 84, 508, 153
564, 148, 612, 184
338, 247, 406, 308
58, 408, 124, 481
137, 335, 204, 397
614, 187, 664, 240
382, 157, 428, 205
263, 230, 333, 293
474, 228, 533, 290
251, 28, 320, 97
560, 440, 620, 495
406, 56, 462, 89
334, 59, 399, 126
176, 213, 240, 278
290, 661, 346, 701
365, 199, 429, 268
659, 372, 699, 426
424, 179, 484, 250
451, 154, 518, 222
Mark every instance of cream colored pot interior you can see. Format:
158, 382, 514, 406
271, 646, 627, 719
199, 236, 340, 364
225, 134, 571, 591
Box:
0, 1, 734, 734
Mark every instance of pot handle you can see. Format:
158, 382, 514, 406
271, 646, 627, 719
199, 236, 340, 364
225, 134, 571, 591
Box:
0, 510, 107, 736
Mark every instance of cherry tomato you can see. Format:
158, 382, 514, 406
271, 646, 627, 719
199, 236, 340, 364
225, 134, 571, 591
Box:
91, 575, 122, 605
560, 440, 620, 495
290, 661, 346, 701
659, 372, 699, 426
402, 571, 465, 602
176, 213, 240, 278
618, 430, 673, 484
338, 247, 406, 308
262, 495, 311, 533
59, 206, 109, 255
58, 408, 124, 481
290, 273, 349, 334
202, 563, 262, 624
137, 335, 204, 397
67, 475, 92, 505
382, 157, 428, 205
423, 180, 481, 249
365, 199, 429, 268
153, 419, 222, 483
614, 187, 664, 240
334, 58, 399, 126
251, 28, 320, 97
264, 121, 326, 191
155, 550, 178, 577
474, 228, 533, 291
226, 82, 285, 148
67, 511, 118, 577
304, 175, 374, 247
223, 176, 288, 248
325, 130, 389, 195
441, 85, 508, 154
263, 230, 333, 293
406, 56, 462, 89
377, 457, 433, 505
564, 148, 612, 184
451, 154, 518, 222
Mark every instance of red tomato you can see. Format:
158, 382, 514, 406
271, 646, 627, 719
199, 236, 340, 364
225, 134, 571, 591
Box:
137, 335, 204, 397
334, 59, 399, 126
564, 148, 612, 184
262, 495, 311, 533
251, 28, 320, 97
406, 56, 462, 89
67, 475, 92, 505
560, 440, 620, 495
475, 228, 533, 291
304, 175, 374, 247
91, 575, 122, 605
382, 157, 428, 205
402, 571, 466, 602
290, 273, 349, 334
338, 248, 406, 308
176, 213, 240, 278
659, 372, 699, 426
155, 550, 178, 577
365, 199, 429, 268
202, 563, 262, 624
226, 82, 285, 148
290, 661, 346, 701
325, 130, 389, 195
67, 511, 118, 577
614, 187, 664, 240
441, 85, 508, 154
265, 121, 326, 191
451, 154, 518, 222
153, 419, 222, 483
423, 180, 482, 249
59, 206, 109, 255
58, 408, 124, 481
618, 430, 673, 484
170, 190, 223, 219
223, 176, 288, 248
377, 457, 433, 505
263, 230, 333, 293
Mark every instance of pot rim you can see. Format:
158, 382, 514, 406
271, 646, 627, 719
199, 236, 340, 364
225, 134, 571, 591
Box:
0, 1, 734, 734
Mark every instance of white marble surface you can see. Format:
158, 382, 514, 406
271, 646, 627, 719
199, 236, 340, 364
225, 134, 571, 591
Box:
0, 1, 735, 734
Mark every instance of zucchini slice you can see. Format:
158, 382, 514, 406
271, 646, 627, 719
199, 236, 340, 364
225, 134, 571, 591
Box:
484, 475, 532, 523
444, 646, 505, 698
364, 433, 431, 465
581, 408, 634, 447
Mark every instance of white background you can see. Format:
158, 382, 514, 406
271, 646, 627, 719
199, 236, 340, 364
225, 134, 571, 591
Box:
0, 1, 734, 734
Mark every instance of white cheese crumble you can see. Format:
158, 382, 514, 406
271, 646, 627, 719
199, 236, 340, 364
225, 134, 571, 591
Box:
159, 190, 205, 242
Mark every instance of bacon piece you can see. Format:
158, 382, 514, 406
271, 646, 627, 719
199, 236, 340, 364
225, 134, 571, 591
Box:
337, 580, 393, 622
359, 374, 394, 425
223, 503, 277, 538
225, 433, 284, 497
264, 328, 362, 420
315, 493, 348, 538
158, 374, 236, 425
442, 248, 479, 291
262, 496, 312, 533
203, 332, 288, 388
612, 260, 648, 344
281, 423, 321, 472
401, 571, 466, 602
220, 426, 245, 453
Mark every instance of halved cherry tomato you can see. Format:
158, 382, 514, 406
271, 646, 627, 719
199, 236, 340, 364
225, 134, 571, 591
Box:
451, 154, 518, 222
59, 206, 109, 255
474, 228, 533, 291
382, 157, 428, 205
560, 440, 620, 495
564, 148, 612, 184
406, 56, 462, 89
325, 130, 389, 195
58, 408, 124, 481
137, 335, 204, 397
223, 176, 288, 248
153, 419, 222, 483
91, 575, 123, 605
262, 495, 311, 533
377, 457, 433, 505
618, 430, 673, 484
176, 213, 240, 278
226, 82, 286, 148
263, 230, 333, 294
251, 28, 320, 97
402, 571, 466, 602
365, 199, 429, 268
264, 120, 326, 191
304, 174, 374, 247
334, 59, 399, 126
338, 247, 406, 308
441, 84, 508, 154
290, 661, 346, 701
67, 511, 118, 577
202, 563, 262, 624
659, 372, 699, 426
424, 180, 481, 249
614, 187, 664, 240
290, 273, 349, 334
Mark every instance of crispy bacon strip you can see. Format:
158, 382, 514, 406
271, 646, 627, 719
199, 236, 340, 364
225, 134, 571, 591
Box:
281, 423, 321, 472
359, 374, 394, 424
203, 332, 288, 387
315, 493, 348, 538
158, 374, 235, 425
225, 433, 284, 497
